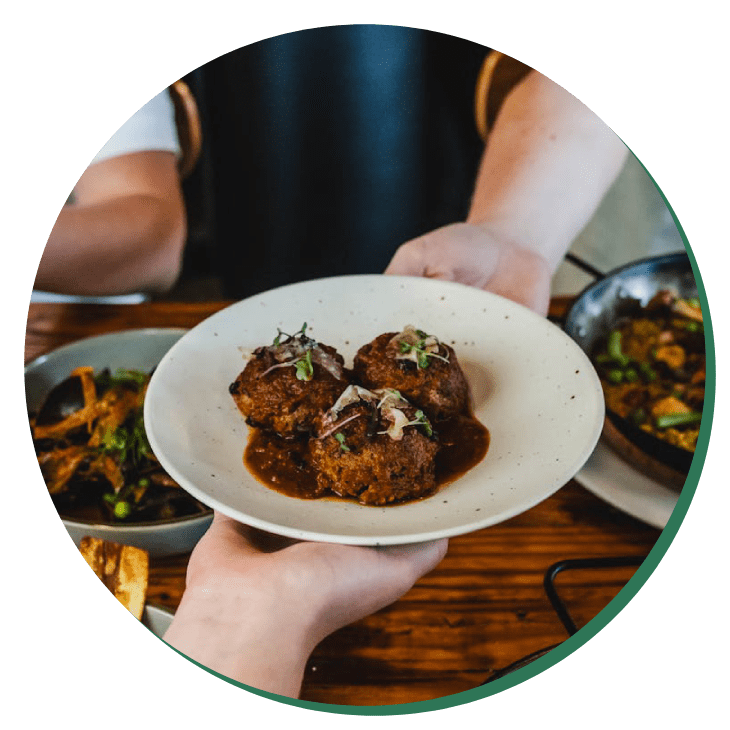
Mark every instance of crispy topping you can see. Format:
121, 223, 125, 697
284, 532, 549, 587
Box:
329, 385, 379, 416
389, 325, 450, 369
319, 384, 433, 442
258, 323, 344, 381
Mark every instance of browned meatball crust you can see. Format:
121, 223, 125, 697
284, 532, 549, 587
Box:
309, 386, 438, 505
353, 328, 469, 420
230, 334, 348, 439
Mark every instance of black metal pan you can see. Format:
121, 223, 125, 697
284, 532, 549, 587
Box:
563, 252, 701, 474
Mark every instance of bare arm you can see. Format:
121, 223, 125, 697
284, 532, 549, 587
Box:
467, 69, 628, 268
35, 151, 186, 295
387, 70, 628, 315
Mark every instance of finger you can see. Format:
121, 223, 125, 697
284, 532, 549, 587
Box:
207, 512, 277, 557
377, 538, 449, 580
385, 242, 460, 282
211, 512, 301, 553
384, 243, 424, 276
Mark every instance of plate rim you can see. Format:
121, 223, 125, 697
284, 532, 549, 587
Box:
24, 327, 190, 374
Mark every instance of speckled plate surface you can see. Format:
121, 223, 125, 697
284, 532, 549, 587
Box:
145, 276, 605, 545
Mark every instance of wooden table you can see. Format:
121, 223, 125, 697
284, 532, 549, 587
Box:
26, 300, 663, 706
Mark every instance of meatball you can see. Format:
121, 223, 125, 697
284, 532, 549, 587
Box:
310, 386, 438, 505
230, 326, 349, 439
353, 326, 469, 420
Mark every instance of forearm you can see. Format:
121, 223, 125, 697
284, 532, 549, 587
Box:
467, 70, 628, 270
163, 586, 317, 698
35, 194, 185, 295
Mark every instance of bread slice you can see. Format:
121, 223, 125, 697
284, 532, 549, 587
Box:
79, 537, 149, 620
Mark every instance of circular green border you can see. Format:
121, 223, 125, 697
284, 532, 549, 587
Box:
8, 0, 728, 728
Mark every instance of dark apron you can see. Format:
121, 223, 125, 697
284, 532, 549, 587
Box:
199, 25, 489, 298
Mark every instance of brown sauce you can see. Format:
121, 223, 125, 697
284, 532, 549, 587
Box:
245, 430, 317, 499
244, 410, 489, 505
434, 413, 490, 485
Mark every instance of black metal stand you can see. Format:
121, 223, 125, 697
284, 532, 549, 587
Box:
543, 556, 646, 637
482, 555, 646, 684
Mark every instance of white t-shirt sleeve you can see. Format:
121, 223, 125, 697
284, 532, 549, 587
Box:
89, 90, 180, 166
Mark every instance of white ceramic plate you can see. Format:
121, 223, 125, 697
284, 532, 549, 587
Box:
142, 604, 174, 638
574, 439, 681, 530
145, 275, 605, 545
25, 329, 213, 557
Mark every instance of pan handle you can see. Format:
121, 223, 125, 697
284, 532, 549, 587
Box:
548, 253, 605, 326
565, 252, 605, 281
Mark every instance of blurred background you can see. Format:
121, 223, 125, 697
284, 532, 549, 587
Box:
42, 25, 686, 302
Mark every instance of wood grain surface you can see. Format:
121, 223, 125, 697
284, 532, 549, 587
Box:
26, 300, 666, 706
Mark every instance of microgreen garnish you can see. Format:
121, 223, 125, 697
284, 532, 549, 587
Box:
396, 329, 449, 370
412, 410, 433, 437
334, 432, 350, 452
273, 322, 308, 346
260, 324, 328, 381
295, 350, 314, 381
377, 406, 434, 440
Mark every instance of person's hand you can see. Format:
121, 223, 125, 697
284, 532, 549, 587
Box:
164, 512, 447, 696
385, 222, 553, 316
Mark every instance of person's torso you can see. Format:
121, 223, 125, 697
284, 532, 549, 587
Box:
200, 25, 488, 298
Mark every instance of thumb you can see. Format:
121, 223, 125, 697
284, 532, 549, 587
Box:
384, 242, 425, 276
376, 538, 450, 580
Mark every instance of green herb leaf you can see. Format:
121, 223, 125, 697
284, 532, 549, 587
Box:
95, 368, 148, 393
413, 410, 433, 437
682, 320, 703, 333
607, 369, 624, 384
395, 329, 449, 370
625, 368, 639, 383
295, 350, 314, 381
273, 323, 308, 346
334, 432, 350, 452
99, 408, 152, 467
115, 368, 147, 386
